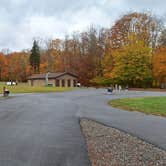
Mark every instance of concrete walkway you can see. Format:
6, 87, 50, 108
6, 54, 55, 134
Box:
0, 89, 165, 165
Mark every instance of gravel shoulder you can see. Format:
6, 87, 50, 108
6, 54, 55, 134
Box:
80, 119, 166, 166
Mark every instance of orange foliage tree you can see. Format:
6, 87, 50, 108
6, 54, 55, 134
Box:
153, 47, 166, 87
0, 53, 8, 81
7, 52, 30, 82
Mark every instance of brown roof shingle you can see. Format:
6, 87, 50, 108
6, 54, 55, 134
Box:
28, 72, 78, 80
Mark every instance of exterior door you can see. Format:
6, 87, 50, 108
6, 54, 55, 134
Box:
73, 80, 77, 87
55, 79, 60, 87
67, 79, 71, 87
62, 79, 65, 87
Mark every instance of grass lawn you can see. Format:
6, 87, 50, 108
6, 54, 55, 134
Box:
0, 82, 72, 94
109, 97, 166, 117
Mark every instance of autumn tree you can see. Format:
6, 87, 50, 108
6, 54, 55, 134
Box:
102, 49, 114, 77
7, 52, 30, 82
110, 35, 153, 87
158, 29, 166, 46
30, 40, 40, 73
153, 47, 166, 88
110, 12, 163, 50
0, 53, 7, 81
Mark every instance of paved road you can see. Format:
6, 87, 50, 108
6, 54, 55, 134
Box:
0, 89, 166, 165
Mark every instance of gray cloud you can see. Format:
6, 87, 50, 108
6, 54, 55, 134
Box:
0, 0, 165, 51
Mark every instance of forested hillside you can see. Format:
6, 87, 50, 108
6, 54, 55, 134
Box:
0, 12, 165, 88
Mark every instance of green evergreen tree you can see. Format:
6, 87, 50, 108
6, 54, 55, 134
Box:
30, 40, 40, 73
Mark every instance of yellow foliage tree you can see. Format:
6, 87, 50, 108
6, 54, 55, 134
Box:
110, 36, 153, 87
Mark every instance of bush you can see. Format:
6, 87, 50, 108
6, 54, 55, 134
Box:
90, 77, 113, 86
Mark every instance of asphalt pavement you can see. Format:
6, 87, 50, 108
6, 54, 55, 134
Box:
0, 88, 166, 165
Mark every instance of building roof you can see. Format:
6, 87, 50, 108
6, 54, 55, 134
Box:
27, 72, 78, 80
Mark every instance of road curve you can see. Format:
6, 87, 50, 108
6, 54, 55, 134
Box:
0, 88, 166, 165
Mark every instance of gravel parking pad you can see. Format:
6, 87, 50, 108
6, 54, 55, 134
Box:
80, 119, 166, 166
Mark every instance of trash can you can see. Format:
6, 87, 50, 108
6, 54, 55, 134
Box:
5, 90, 10, 97
3, 87, 10, 97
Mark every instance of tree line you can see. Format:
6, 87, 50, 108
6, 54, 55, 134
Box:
0, 12, 166, 88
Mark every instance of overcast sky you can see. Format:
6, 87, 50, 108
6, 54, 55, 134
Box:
0, 0, 165, 51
